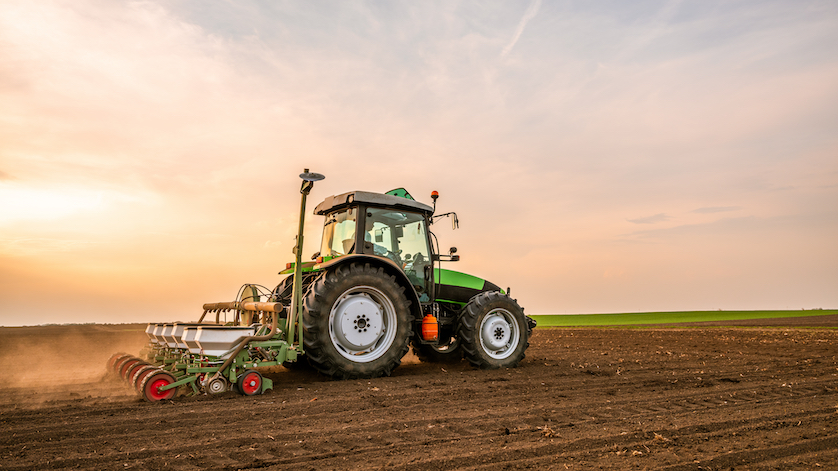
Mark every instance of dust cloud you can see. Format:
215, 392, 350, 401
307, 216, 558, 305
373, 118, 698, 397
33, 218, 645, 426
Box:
0, 324, 149, 404
0, 323, 423, 406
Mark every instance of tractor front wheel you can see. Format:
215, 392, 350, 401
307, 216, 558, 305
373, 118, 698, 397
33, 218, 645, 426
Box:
302, 263, 413, 379
459, 291, 528, 369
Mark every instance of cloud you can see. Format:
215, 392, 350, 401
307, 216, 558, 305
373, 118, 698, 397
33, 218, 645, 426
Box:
500, 0, 541, 58
691, 206, 741, 214
627, 213, 672, 225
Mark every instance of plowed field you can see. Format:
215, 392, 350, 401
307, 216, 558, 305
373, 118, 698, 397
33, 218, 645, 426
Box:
1, 318, 837, 470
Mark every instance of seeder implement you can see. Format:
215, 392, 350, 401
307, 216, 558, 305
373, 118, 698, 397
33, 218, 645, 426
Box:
107, 301, 302, 401
107, 170, 323, 402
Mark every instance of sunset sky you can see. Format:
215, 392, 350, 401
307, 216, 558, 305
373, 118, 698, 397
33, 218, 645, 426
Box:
1, 1, 837, 326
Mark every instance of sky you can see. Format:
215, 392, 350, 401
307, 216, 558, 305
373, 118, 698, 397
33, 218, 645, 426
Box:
1, 0, 837, 326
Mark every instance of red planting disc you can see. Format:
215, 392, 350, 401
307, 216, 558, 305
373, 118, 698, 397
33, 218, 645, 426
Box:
141, 371, 177, 402
237, 370, 262, 396
119, 358, 142, 380
124, 361, 150, 382
132, 366, 159, 391
113, 356, 137, 376
107, 353, 129, 371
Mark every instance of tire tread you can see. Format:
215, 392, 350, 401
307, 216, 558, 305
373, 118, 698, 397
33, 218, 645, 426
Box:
302, 262, 413, 379
458, 291, 529, 369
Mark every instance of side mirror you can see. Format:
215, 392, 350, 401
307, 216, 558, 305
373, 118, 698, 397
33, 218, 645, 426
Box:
433, 247, 460, 262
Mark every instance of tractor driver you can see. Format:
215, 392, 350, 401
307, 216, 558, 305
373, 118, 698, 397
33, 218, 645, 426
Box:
363, 212, 403, 267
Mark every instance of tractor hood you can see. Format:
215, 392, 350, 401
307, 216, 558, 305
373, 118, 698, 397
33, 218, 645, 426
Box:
434, 268, 502, 306
314, 191, 433, 216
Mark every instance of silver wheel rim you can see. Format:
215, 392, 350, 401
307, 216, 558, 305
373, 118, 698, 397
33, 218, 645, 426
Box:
479, 308, 520, 360
328, 285, 397, 362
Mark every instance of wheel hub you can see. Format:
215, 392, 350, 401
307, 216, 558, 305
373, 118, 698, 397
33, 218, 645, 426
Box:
332, 293, 384, 351
327, 285, 398, 363
477, 308, 521, 360
481, 313, 512, 351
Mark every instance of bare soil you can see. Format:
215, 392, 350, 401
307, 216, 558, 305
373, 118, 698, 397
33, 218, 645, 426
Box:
1, 317, 837, 470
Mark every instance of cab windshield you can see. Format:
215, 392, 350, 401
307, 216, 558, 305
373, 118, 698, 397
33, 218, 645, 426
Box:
320, 208, 357, 257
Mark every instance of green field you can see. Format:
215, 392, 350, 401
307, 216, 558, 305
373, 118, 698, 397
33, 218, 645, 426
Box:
531, 310, 838, 327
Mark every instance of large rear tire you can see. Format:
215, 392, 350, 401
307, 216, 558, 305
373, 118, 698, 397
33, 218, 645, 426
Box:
302, 263, 413, 379
459, 291, 528, 369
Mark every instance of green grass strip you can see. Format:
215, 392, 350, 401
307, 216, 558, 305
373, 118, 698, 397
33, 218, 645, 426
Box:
532, 310, 838, 327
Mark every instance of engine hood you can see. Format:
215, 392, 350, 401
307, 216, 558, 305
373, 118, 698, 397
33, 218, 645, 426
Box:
434, 268, 502, 306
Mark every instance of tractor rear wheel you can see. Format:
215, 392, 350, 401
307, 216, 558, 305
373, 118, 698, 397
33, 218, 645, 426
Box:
302, 263, 413, 379
459, 291, 528, 369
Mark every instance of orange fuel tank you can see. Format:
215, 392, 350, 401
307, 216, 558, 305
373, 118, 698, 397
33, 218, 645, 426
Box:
421, 314, 439, 342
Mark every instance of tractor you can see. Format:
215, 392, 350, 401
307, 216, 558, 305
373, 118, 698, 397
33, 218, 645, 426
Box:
107, 170, 535, 401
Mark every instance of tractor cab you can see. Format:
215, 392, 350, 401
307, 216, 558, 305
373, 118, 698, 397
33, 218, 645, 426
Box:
314, 190, 435, 302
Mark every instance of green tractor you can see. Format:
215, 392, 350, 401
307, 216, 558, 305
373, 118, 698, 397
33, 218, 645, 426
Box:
274, 184, 536, 379
108, 171, 534, 401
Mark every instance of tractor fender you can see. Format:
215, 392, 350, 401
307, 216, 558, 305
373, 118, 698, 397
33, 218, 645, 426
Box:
314, 254, 423, 323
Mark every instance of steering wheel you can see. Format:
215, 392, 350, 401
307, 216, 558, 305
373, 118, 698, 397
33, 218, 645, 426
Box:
386, 249, 402, 266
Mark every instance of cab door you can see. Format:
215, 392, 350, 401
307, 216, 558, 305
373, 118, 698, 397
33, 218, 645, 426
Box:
363, 207, 433, 302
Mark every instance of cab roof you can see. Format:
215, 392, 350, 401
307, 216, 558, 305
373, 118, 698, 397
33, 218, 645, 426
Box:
314, 191, 434, 216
